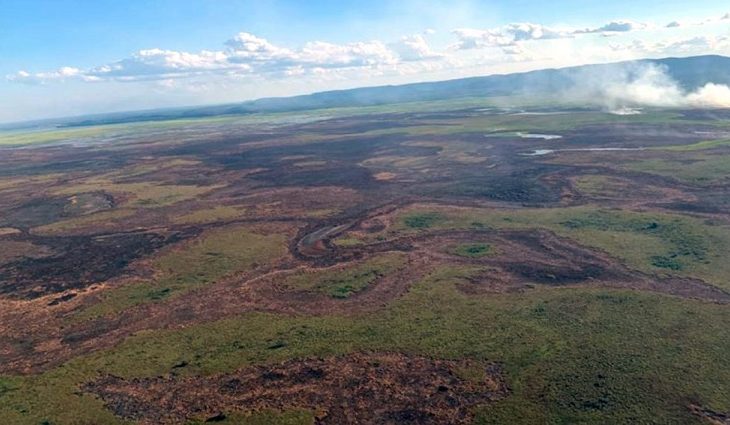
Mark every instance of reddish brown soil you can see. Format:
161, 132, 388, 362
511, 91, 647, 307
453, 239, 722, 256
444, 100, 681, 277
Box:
84, 352, 508, 424
689, 404, 730, 425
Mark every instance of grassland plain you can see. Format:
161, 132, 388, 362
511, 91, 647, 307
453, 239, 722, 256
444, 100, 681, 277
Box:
52, 180, 223, 208
0, 275, 728, 424
626, 154, 730, 186
73, 223, 289, 320
654, 138, 730, 151
1, 101, 730, 424
340, 204, 730, 291
280, 252, 407, 298
4, 99, 724, 148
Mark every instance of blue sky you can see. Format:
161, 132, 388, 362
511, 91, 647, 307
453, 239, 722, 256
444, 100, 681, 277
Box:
1, 0, 729, 122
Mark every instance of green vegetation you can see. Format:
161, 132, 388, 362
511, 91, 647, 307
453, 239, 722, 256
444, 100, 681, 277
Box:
281, 253, 405, 298
573, 175, 628, 198
53, 180, 221, 208
4, 91, 730, 425
33, 209, 137, 235
0, 97, 687, 147
559, 211, 708, 268
626, 154, 730, 185
451, 243, 493, 258
2, 270, 728, 424
403, 212, 443, 229
73, 224, 288, 319
172, 205, 247, 224
372, 205, 730, 290
650, 255, 684, 270
654, 138, 730, 152
0, 126, 116, 146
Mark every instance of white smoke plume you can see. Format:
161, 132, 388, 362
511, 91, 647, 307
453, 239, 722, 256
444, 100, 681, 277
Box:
566, 63, 730, 112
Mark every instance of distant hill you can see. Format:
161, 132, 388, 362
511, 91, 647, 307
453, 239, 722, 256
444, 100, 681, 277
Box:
239, 55, 730, 112
24, 55, 730, 128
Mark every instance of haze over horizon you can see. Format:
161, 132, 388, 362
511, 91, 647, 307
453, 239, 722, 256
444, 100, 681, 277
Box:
2, 0, 729, 123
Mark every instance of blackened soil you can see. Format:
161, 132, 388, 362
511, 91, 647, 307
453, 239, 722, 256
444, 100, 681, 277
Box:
2, 192, 114, 229
0, 230, 190, 299
85, 352, 507, 425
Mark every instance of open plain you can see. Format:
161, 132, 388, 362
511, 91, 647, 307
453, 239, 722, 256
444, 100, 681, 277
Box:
1, 102, 730, 424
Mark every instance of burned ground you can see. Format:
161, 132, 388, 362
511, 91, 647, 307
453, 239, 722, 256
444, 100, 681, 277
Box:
85, 352, 507, 425
1, 106, 730, 424
0, 229, 192, 299
1, 192, 114, 229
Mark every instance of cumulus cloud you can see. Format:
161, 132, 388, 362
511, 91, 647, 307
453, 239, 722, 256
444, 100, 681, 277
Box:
390, 34, 442, 61
452, 23, 571, 50
225, 32, 291, 59
451, 19, 653, 53
8, 66, 89, 83
7, 11, 729, 87
9, 32, 425, 84
575, 20, 649, 34
298, 40, 398, 67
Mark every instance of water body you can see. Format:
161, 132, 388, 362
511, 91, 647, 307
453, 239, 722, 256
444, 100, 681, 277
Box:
485, 132, 563, 140
522, 147, 646, 156
517, 132, 563, 140
522, 149, 555, 156
511, 111, 571, 116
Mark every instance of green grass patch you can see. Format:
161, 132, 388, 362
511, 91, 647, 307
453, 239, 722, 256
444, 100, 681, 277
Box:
654, 138, 730, 152
281, 253, 405, 298
32, 208, 137, 235
403, 212, 443, 229
3, 271, 729, 424
451, 243, 493, 258
559, 211, 708, 266
650, 256, 684, 271
573, 175, 627, 198
360, 204, 730, 291
53, 181, 221, 208
626, 154, 730, 186
73, 224, 288, 320
172, 205, 247, 224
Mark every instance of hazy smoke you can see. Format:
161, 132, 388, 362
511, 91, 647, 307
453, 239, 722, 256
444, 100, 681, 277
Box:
567, 63, 730, 112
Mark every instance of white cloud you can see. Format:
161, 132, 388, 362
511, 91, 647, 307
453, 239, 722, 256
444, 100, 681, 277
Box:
390, 34, 442, 61
451, 19, 655, 53
225, 32, 291, 58
7, 66, 85, 83
298, 40, 398, 67
452, 23, 571, 50
10, 32, 415, 84
93, 49, 234, 79
575, 20, 649, 34
7, 11, 729, 88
